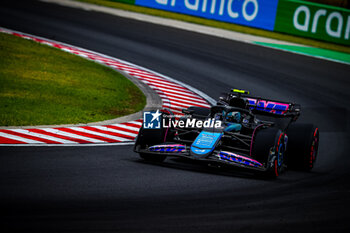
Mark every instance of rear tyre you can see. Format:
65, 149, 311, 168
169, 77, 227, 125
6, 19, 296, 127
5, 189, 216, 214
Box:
286, 124, 319, 171
252, 127, 285, 178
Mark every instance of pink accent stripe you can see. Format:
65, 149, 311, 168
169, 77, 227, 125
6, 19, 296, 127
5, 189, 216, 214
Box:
221, 151, 262, 166
163, 127, 169, 142
151, 144, 185, 148
249, 124, 264, 157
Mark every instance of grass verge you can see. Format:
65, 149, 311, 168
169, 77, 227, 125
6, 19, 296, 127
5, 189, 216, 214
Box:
0, 32, 146, 126
76, 0, 350, 54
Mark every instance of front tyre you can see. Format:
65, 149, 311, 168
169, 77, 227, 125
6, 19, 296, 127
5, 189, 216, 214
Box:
252, 128, 286, 178
135, 128, 168, 163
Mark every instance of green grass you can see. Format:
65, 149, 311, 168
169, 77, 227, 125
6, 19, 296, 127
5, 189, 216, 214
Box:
0, 32, 146, 126
255, 41, 350, 64
76, 0, 350, 54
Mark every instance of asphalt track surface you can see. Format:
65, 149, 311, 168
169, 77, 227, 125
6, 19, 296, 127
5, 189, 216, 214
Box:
1, 1, 350, 232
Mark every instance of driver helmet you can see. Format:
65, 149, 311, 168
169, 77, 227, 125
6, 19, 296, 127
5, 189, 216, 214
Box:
226, 111, 241, 123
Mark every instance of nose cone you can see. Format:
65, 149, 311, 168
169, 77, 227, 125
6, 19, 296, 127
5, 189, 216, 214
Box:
190, 131, 222, 158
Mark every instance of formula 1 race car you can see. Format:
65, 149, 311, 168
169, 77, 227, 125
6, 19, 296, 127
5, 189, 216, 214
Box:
134, 89, 319, 178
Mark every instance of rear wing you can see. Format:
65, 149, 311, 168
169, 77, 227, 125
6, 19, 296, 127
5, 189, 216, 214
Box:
246, 97, 300, 118
219, 89, 301, 119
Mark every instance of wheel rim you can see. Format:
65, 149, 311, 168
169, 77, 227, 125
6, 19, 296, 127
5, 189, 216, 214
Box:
274, 133, 285, 177
277, 133, 284, 167
278, 143, 284, 167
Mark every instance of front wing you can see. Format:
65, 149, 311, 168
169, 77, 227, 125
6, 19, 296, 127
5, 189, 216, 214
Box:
135, 144, 268, 172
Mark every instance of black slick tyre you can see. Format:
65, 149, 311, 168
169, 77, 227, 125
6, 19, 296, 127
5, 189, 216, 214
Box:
286, 124, 319, 171
252, 127, 285, 178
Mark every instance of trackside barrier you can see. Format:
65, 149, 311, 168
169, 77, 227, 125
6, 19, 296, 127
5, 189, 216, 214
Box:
106, 0, 278, 30
106, 0, 350, 45
109, 0, 135, 4
275, 0, 350, 45
135, 0, 278, 31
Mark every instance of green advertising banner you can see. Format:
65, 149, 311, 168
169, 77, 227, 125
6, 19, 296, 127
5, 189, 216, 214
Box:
107, 0, 135, 4
102, 0, 349, 46
275, 0, 350, 46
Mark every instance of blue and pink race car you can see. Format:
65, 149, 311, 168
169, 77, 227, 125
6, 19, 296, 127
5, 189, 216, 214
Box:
134, 89, 319, 178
